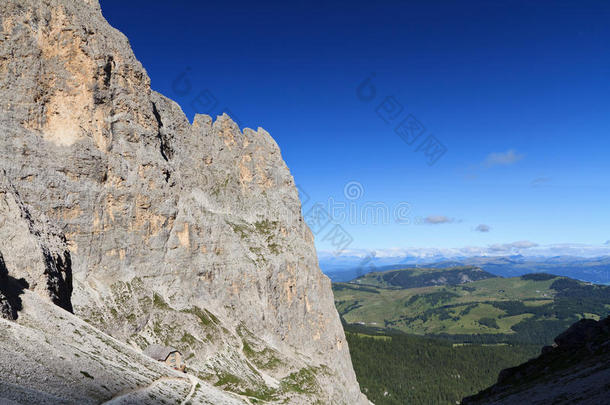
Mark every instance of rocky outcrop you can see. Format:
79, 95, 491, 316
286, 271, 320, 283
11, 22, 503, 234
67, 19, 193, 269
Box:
462, 316, 610, 405
553, 317, 610, 351
0, 172, 72, 319
1, 290, 246, 405
0, 0, 366, 403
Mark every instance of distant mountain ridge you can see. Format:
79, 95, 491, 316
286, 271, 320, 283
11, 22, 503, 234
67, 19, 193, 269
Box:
322, 255, 610, 285
429, 255, 610, 283
350, 266, 496, 289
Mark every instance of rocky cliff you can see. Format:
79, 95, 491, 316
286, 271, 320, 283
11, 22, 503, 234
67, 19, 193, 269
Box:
0, 171, 72, 319
1, 289, 248, 404
0, 0, 367, 403
462, 316, 610, 405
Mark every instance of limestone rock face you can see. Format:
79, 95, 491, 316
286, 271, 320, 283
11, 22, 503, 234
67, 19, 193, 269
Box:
0, 0, 366, 403
0, 172, 72, 319
1, 290, 247, 405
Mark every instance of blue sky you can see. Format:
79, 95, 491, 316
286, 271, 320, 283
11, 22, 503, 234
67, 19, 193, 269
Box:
100, 0, 610, 254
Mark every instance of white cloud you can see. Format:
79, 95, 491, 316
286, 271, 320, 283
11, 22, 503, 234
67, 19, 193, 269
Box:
475, 224, 491, 232
489, 240, 538, 252
424, 215, 455, 225
531, 177, 551, 187
319, 243, 610, 261
484, 149, 524, 167
513, 241, 538, 248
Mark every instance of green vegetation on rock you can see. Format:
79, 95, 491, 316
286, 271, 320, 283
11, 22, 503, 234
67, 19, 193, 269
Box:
279, 367, 321, 395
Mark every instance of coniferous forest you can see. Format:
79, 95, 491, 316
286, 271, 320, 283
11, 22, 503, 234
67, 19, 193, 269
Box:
345, 325, 539, 405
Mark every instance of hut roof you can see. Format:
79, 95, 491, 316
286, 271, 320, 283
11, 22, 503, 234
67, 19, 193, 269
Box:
143, 344, 180, 361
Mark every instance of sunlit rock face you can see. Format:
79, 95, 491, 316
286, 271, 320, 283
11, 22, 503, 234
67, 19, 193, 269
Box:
0, 0, 367, 403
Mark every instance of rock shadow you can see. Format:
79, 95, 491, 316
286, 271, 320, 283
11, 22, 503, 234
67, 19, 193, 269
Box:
0, 251, 29, 320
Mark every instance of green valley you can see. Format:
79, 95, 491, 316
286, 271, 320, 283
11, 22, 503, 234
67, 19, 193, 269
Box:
335, 269, 610, 344
334, 267, 610, 404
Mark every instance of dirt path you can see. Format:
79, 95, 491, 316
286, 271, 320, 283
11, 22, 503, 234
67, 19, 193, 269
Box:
180, 374, 198, 405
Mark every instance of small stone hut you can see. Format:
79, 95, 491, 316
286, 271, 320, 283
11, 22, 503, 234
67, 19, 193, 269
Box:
143, 344, 185, 372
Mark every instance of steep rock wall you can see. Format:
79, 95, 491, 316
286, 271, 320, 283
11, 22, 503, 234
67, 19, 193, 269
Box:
0, 172, 72, 319
0, 0, 366, 403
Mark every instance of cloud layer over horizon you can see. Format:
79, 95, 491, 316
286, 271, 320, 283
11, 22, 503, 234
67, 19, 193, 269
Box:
319, 242, 610, 261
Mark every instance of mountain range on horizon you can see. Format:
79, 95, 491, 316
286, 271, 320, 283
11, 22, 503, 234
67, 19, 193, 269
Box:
321, 253, 610, 285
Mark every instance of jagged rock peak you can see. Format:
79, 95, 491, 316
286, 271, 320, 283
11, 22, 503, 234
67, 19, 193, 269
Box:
0, 0, 367, 403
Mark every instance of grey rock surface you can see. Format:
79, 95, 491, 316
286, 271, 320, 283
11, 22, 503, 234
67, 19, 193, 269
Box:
0, 290, 246, 405
0, 172, 72, 318
0, 0, 367, 403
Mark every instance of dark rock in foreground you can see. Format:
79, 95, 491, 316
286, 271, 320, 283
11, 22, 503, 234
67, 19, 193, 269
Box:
462, 316, 610, 405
